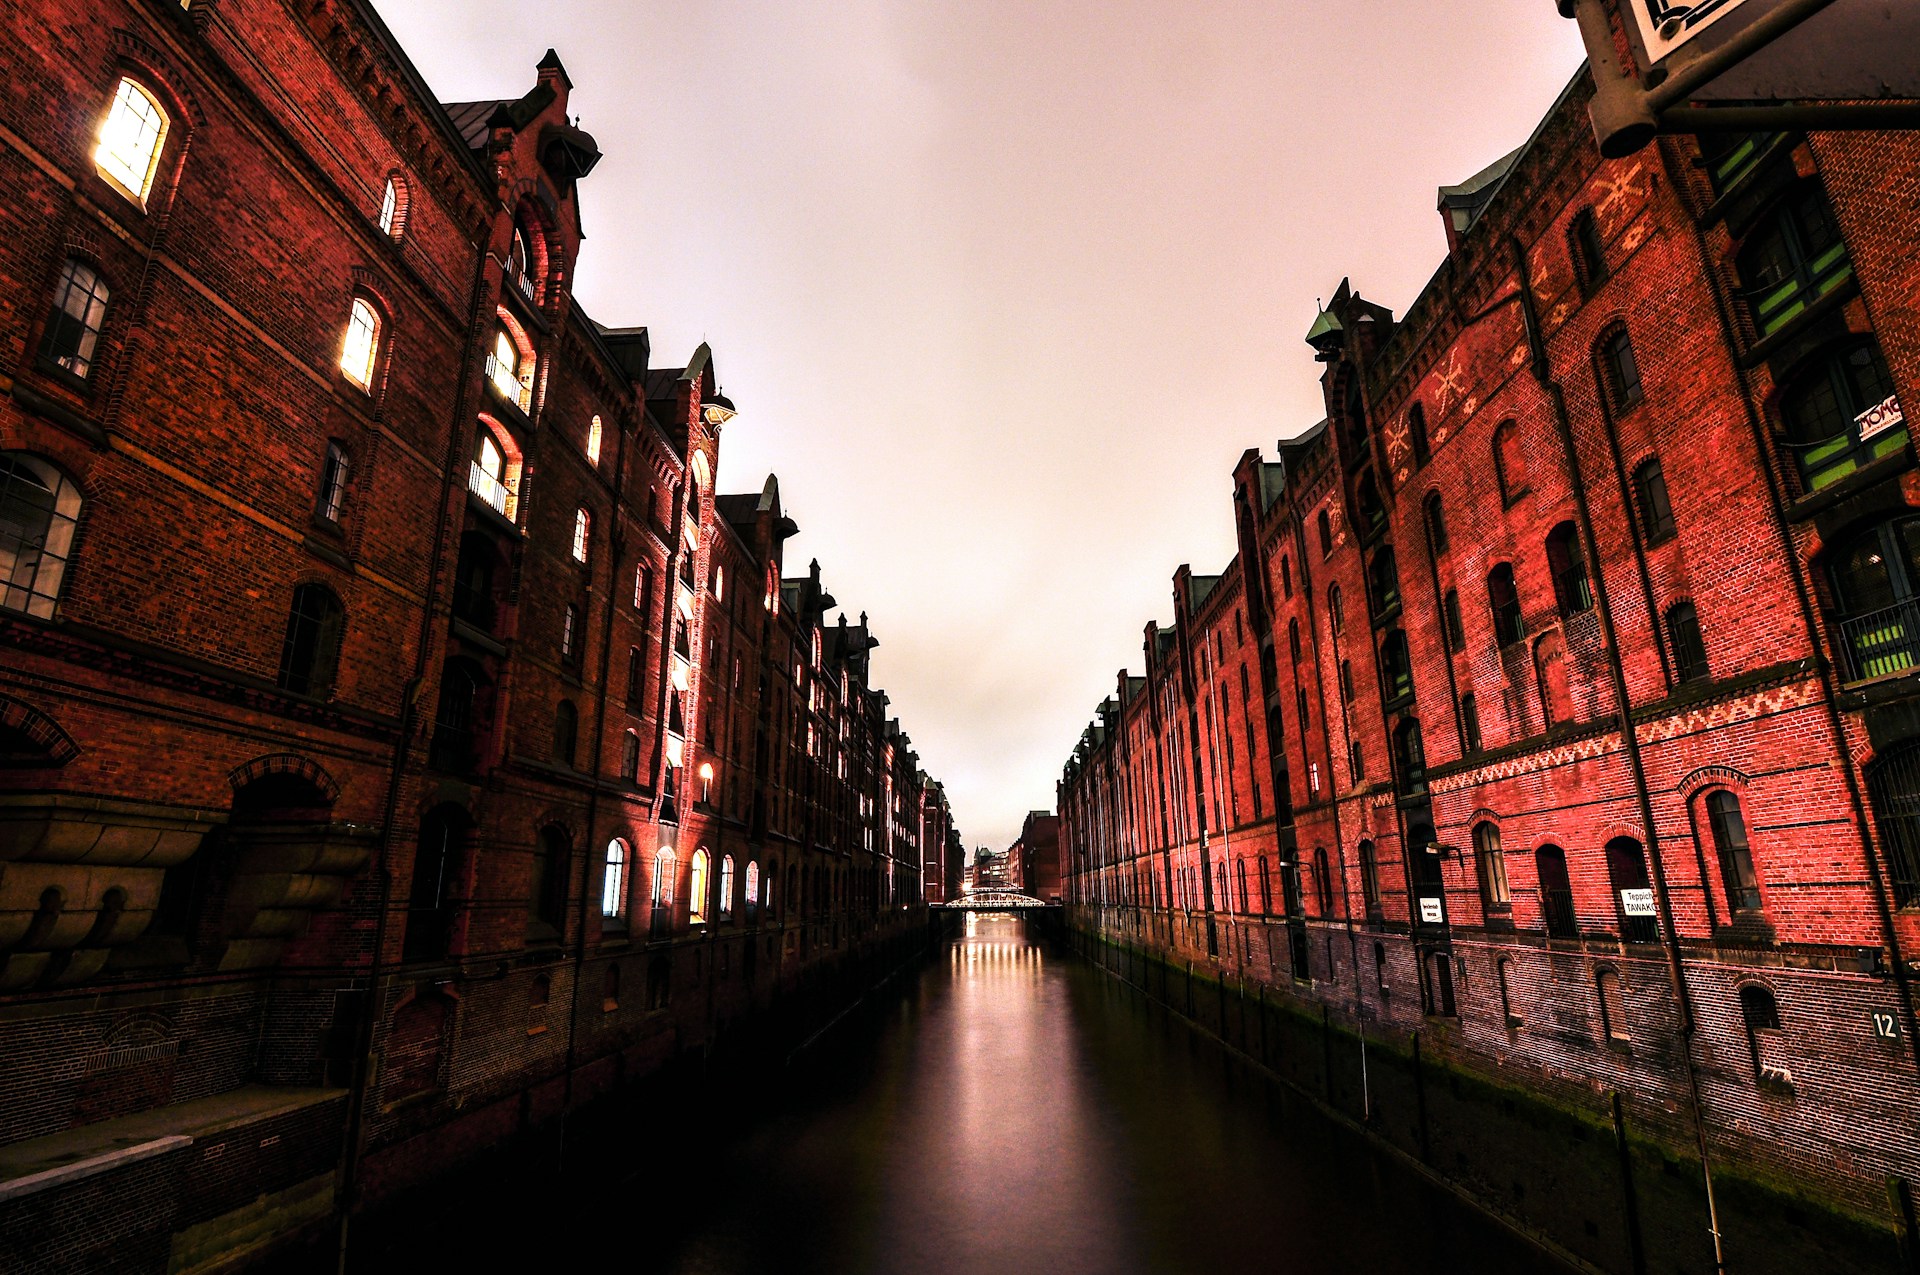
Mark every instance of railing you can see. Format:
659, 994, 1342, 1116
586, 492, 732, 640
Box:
468, 462, 511, 517
484, 353, 533, 413
1841, 600, 1920, 683
1542, 887, 1578, 939
1748, 241, 1853, 340
509, 261, 538, 304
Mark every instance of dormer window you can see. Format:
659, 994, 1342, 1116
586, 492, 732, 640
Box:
96, 78, 169, 206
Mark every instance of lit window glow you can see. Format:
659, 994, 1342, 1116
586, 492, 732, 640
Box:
602, 839, 627, 918
96, 78, 168, 204
378, 178, 399, 237
587, 414, 603, 465
689, 849, 710, 923
653, 849, 675, 905
339, 298, 379, 388
719, 855, 734, 917
571, 507, 591, 563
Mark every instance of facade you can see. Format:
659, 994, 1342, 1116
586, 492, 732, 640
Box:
919, 779, 962, 905
1008, 811, 1062, 903
1058, 50, 1920, 1275
0, 2, 943, 1271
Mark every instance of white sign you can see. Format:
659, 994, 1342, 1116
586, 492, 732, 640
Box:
1419, 896, 1445, 924
1857, 393, 1906, 442
1620, 888, 1657, 917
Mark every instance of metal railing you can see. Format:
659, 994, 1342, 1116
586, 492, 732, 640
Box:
1841, 600, 1920, 683
1542, 887, 1578, 939
468, 462, 511, 517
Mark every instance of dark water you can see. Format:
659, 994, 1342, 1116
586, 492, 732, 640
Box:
363, 915, 1567, 1275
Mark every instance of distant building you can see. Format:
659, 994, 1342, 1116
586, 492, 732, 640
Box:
1008, 812, 1063, 903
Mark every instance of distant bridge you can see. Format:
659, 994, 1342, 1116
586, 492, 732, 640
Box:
940, 889, 1059, 911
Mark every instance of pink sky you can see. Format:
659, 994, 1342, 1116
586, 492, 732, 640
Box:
371, 0, 1587, 854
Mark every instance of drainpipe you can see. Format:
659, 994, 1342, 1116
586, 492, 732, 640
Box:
1510, 232, 1725, 1274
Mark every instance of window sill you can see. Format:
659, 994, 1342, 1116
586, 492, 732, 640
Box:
301, 534, 354, 574
467, 489, 521, 537
451, 618, 507, 658
1783, 447, 1913, 523
10, 379, 107, 449
1740, 274, 1859, 368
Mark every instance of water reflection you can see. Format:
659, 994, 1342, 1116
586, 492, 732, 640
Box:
361, 916, 1566, 1275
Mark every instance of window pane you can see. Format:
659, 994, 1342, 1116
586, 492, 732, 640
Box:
340, 299, 379, 387
96, 79, 169, 202
45, 260, 110, 378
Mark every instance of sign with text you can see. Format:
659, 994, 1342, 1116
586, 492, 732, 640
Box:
1857, 394, 1906, 443
1620, 888, 1658, 917
1873, 1010, 1901, 1040
1419, 896, 1445, 925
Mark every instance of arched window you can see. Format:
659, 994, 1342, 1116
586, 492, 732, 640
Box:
602, 839, 628, 919
1596, 968, 1630, 1042
1393, 718, 1425, 793
96, 77, 170, 204
1423, 491, 1447, 556
1606, 837, 1659, 944
0, 453, 83, 619
1632, 458, 1675, 545
586, 414, 603, 465
745, 861, 761, 919
1600, 327, 1643, 411
1280, 554, 1293, 599
689, 849, 710, 923
1459, 692, 1482, 754
1570, 208, 1607, 293
469, 423, 518, 518
1498, 958, 1520, 1027
653, 849, 676, 908
276, 583, 345, 697
339, 297, 380, 389
1737, 182, 1849, 341
1367, 547, 1400, 618
1545, 522, 1592, 615
529, 826, 569, 934
377, 175, 407, 240
1317, 509, 1334, 557
1705, 790, 1762, 913
488, 322, 533, 411
1358, 840, 1380, 913
1536, 844, 1577, 938
1442, 590, 1465, 652
1407, 403, 1430, 467
1493, 420, 1526, 505
553, 700, 578, 767
1777, 340, 1900, 492
1739, 983, 1782, 1080
1474, 823, 1510, 910
561, 603, 579, 663
43, 259, 111, 379
1534, 630, 1573, 727
1378, 630, 1412, 705
719, 855, 735, 919
1666, 601, 1710, 682
1487, 563, 1523, 646
1328, 585, 1344, 636
1312, 847, 1333, 916
571, 507, 591, 564
508, 223, 541, 302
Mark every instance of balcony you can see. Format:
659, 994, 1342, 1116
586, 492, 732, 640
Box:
484, 353, 533, 415
1746, 240, 1852, 342
1840, 599, 1920, 683
468, 461, 511, 518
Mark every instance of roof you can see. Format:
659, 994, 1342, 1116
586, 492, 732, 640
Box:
1436, 67, 1585, 237
441, 100, 508, 152
1188, 574, 1222, 613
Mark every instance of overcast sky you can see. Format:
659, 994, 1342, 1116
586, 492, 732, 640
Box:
372, 0, 1587, 855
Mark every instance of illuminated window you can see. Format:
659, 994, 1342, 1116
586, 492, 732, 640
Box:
587, 414, 602, 465
633, 563, 652, 612
378, 178, 401, 238
339, 298, 379, 389
488, 326, 531, 411
689, 849, 710, 922
713, 564, 724, 601
96, 78, 169, 204
602, 839, 627, 918
745, 861, 761, 915
43, 259, 110, 378
699, 761, 714, 804
571, 507, 591, 563
719, 856, 735, 918
652, 849, 675, 907
469, 426, 514, 517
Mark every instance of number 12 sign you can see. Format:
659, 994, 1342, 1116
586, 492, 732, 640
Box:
1872, 1010, 1901, 1040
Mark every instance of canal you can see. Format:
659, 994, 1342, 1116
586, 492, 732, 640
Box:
353, 914, 1568, 1274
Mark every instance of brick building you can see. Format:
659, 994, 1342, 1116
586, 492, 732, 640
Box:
1058, 43, 1920, 1275
0, 1, 944, 1270
1007, 811, 1062, 904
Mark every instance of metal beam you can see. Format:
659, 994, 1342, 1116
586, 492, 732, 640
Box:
1659, 101, 1920, 133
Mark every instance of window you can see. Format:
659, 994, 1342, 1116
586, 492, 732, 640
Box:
1632, 458, 1675, 545
339, 298, 380, 389
1474, 823, 1510, 909
1329, 585, 1344, 636
746, 861, 761, 918
378, 176, 408, 240
1570, 208, 1607, 292
718, 855, 735, 919
1544, 522, 1592, 616
1280, 555, 1293, 599
1426, 952, 1457, 1017
1739, 984, 1781, 1080
0, 453, 82, 619
1601, 327, 1643, 410
1317, 509, 1334, 557
1606, 837, 1659, 944
1312, 848, 1333, 916
430, 658, 486, 773
1536, 844, 1577, 938
1777, 341, 1901, 493
1407, 404, 1430, 467
1596, 968, 1630, 1043
1459, 692, 1482, 754
1338, 659, 1354, 704
621, 729, 640, 781
653, 850, 676, 909
571, 507, 591, 563
42, 259, 110, 378
469, 425, 516, 518
586, 414, 603, 466
531, 827, 568, 933
689, 849, 710, 923
1374, 942, 1389, 993
1367, 547, 1400, 618
603, 963, 621, 1011
96, 78, 169, 204
1358, 840, 1380, 913
1666, 602, 1710, 683
1443, 590, 1465, 653
1737, 183, 1851, 340
1498, 959, 1520, 1027
1494, 420, 1526, 505
1378, 631, 1412, 705
276, 583, 345, 697
713, 564, 725, 602
1393, 719, 1425, 793
1831, 518, 1920, 681
602, 839, 628, 919
316, 442, 350, 523
1287, 620, 1301, 666
561, 603, 579, 662
1423, 492, 1447, 556
488, 325, 531, 411
1488, 563, 1523, 647
404, 808, 463, 960
553, 700, 578, 767
1706, 790, 1762, 912
1348, 738, 1364, 783
633, 563, 652, 612
528, 973, 551, 1033
1535, 631, 1573, 728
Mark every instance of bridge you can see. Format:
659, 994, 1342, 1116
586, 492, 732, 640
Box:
940, 889, 1059, 911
